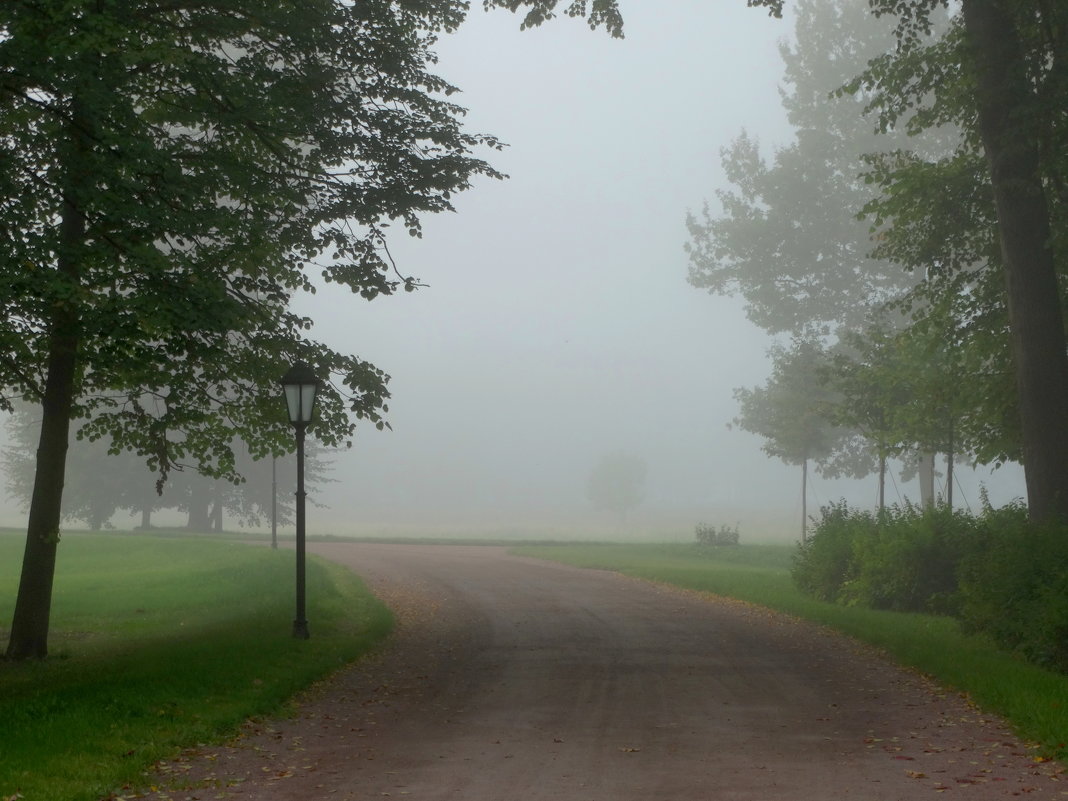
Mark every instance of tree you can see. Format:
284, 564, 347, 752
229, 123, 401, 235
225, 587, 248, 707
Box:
0, 0, 641, 660
825, 328, 904, 512
164, 441, 335, 532
942, 0, 1068, 520
827, 317, 970, 510
685, 0, 923, 342
686, 0, 966, 509
0, 0, 511, 659
689, 0, 1068, 522
859, 0, 1068, 520
731, 341, 845, 540
2, 404, 323, 532
586, 452, 647, 525
2, 405, 149, 531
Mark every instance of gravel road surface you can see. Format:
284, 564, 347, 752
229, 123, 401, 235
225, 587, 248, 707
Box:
144, 543, 1065, 800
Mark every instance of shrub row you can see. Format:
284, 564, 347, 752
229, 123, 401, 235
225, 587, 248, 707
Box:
792, 498, 1068, 673
695, 522, 740, 546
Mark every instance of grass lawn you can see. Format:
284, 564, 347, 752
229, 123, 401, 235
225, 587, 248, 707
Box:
0, 532, 392, 801
515, 542, 1068, 760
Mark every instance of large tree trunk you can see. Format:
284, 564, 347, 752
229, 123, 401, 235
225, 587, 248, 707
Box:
5, 105, 87, 660
186, 493, 210, 531
209, 498, 223, 532
800, 458, 808, 543
962, 0, 1068, 521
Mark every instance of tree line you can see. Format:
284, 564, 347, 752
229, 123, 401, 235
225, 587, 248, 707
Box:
2, 404, 332, 533
686, 0, 1067, 535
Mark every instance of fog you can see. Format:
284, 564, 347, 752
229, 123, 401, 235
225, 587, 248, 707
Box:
0, 2, 1026, 540
288, 3, 1024, 539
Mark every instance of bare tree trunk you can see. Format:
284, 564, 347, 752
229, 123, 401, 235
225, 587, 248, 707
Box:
801, 458, 808, 544
946, 422, 955, 512
962, 0, 1068, 521
186, 493, 210, 531
880, 455, 886, 511
6, 104, 87, 660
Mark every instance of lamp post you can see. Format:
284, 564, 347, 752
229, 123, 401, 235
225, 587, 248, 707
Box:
279, 360, 321, 640
271, 456, 278, 550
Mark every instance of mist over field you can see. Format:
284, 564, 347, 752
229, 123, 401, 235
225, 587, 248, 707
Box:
0, 2, 1027, 542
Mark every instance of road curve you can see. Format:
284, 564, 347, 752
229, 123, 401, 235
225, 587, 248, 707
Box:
149, 543, 1063, 800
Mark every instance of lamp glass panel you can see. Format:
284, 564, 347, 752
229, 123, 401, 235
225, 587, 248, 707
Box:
299, 383, 317, 423
284, 384, 301, 424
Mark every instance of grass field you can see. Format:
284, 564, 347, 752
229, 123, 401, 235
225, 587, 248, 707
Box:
0, 532, 392, 801
515, 542, 1068, 760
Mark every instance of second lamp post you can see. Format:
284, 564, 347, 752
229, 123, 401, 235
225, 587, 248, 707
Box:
280, 360, 321, 640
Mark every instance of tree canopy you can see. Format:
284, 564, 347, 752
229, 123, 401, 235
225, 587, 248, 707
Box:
1, 0, 510, 473
686, 0, 920, 341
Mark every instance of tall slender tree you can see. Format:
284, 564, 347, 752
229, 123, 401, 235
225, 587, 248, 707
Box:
732, 341, 845, 540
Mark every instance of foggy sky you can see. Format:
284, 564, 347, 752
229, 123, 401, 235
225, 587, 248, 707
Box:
292, 2, 1024, 538
299, 3, 792, 535
0, 2, 1026, 539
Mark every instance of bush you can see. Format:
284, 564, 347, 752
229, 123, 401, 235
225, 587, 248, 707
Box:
792, 500, 976, 613
842, 503, 975, 614
793, 496, 1068, 675
695, 522, 740, 546
791, 501, 872, 602
956, 503, 1068, 672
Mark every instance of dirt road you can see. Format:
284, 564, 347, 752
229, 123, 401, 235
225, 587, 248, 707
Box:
152, 544, 1064, 800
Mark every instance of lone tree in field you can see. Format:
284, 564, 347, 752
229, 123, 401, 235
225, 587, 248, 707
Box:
587, 452, 647, 525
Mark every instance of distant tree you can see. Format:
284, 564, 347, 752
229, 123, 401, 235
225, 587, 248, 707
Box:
684, 0, 953, 509
827, 324, 922, 511
685, 0, 923, 342
1, 406, 324, 532
732, 341, 845, 541
3, 405, 163, 531
586, 452, 647, 525
163, 440, 336, 533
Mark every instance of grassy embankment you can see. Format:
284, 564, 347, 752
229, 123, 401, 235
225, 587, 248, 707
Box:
0, 532, 392, 801
515, 542, 1068, 759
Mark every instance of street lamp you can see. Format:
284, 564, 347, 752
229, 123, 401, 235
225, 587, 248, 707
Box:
280, 360, 321, 640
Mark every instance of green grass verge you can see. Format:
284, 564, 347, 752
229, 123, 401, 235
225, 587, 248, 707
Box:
0, 532, 392, 801
515, 542, 1068, 759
